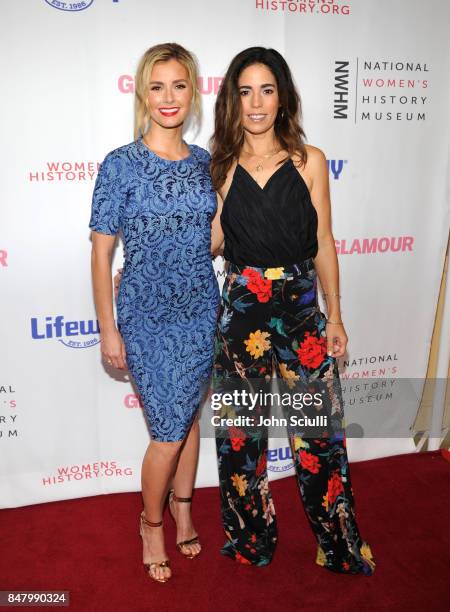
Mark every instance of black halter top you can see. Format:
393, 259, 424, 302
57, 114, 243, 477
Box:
220, 158, 318, 267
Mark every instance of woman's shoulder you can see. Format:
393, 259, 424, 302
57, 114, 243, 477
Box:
101, 141, 136, 163
303, 144, 327, 166
189, 144, 211, 164
292, 144, 327, 174
97, 142, 137, 181
290, 145, 327, 192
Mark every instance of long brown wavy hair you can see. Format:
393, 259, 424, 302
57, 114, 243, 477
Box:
210, 47, 307, 190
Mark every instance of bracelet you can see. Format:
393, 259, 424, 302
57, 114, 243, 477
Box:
323, 292, 341, 298
326, 319, 344, 325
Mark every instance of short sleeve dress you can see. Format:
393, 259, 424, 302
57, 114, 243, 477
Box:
89, 137, 220, 441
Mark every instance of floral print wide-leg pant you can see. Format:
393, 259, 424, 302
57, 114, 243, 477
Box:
213, 259, 375, 575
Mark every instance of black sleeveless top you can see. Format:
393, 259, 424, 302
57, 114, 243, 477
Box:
220, 158, 318, 267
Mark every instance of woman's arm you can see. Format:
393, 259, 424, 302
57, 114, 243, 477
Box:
306, 146, 348, 358
91, 232, 127, 369
211, 192, 225, 256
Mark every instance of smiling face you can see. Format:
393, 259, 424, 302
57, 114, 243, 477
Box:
238, 62, 280, 136
146, 58, 193, 129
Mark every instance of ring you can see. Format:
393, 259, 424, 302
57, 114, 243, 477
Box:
107, 359, 112, 365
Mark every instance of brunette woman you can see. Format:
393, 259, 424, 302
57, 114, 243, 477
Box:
209, 47, 375, 576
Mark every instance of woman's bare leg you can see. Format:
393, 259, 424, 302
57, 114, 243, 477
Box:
141, 440, 182, 581
171, 420, 201, 556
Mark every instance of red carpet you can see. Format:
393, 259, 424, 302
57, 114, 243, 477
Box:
1, 450, 449, 611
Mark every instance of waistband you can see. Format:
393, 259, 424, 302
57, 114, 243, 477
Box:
227, 258, 315, 280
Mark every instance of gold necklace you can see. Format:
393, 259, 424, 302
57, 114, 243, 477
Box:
241, 147, 281, 172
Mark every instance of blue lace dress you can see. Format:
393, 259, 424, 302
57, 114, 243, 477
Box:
89, 137, 220, 441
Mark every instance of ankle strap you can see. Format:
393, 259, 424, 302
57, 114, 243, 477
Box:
141, 512, 163, 528
170, 490, 192, 503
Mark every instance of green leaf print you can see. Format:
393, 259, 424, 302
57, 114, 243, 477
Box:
268, 317, 288, 337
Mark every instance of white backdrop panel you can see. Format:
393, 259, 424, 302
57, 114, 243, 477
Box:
1, 0, 448, 508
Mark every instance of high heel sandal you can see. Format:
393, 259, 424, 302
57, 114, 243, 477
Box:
168, 489, 201, 559
139, 512, 171, 583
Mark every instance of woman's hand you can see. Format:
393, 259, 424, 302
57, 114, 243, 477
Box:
101, 327, 127, 370
113, 267, 123, 299
325, 322, 348, 358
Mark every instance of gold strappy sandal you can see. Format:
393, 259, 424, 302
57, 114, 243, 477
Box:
168, 489, 201, 559
139, 512, 171, 583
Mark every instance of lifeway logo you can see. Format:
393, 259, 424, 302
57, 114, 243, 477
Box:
29, 161, 100, 183
30, 315, 100, 348
267, 445, 294, 473
44, 0, 94, 11
118, 75, 224, 95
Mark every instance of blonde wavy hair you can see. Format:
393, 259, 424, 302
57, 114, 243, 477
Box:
134, 42, 201, 139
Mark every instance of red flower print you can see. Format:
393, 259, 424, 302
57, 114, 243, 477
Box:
242, 268, 272, 303
231, 438, 245, 452
235, 552, 252, 565
299, 450, 321, 474
242, 268, 261, 293
255, 281, 272, 303
256, 452, 267, 477
229, 425, 246, 451
296, 331, 327, 369
242, 268, 259, 281
327, 471, 344, 505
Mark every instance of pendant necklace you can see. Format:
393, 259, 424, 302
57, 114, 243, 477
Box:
242, 147, 281, 173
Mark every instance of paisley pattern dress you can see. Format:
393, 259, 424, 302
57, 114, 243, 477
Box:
89, 137, 220, 441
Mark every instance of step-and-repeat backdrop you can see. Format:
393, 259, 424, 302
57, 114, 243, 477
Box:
1, 0, 449, 508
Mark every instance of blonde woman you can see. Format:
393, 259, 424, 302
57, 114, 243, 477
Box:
89, 43, 220, 583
